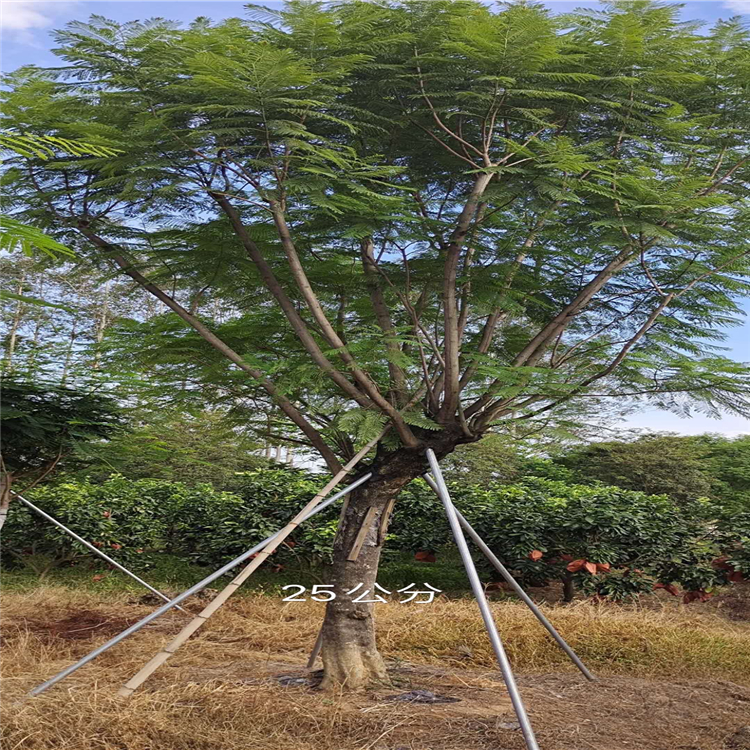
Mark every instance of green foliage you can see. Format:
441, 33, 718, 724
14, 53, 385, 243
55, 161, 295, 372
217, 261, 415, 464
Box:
0, 378, 123, 482
170, 468, 332, 568
557, 434, 714, 503
0, 131, 119, 160
2, 467, 747, 602
0, 216, 74, 259
1, 476, 182, 573
441, 433, 527, 485
558, 433, 750, 508
579, 568, 657, 603
77, 410, 269, 491
389, 477, 744, 601
693, 435, 750, 510
1, 131, 119, 259
1, 0, 748, 463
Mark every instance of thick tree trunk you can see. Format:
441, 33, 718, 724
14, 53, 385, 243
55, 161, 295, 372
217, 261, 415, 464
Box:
320, 449, 428, 691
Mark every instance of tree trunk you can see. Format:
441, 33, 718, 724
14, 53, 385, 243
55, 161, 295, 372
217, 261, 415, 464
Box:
320, 449, 428, 691
3, 274, 26, 373
0, 472, 13, 532
562, 572, 575, 603
60, 319, 78, 386
28, 276, 44, 375
92, 281, 110, 370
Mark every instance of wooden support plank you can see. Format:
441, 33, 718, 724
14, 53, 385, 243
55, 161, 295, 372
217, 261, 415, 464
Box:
378, 498, 396, 545
347, 506, 378, 561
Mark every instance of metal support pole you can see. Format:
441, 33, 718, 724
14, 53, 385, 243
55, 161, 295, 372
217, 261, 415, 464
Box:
422, 475, 595, 682
30, 472, 372, 697
426, 450, 540, 750
12, 492, 188, 614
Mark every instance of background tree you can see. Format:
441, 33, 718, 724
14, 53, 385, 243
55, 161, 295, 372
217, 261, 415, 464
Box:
691, 434, 750, 510
0, 255, 148, 381
441, 433, 527, 484
558, 433, 714, 503
0, 379, 123, 529
3, 1, 750, 689
559, 432, 750, 507
78, 409, 269, 489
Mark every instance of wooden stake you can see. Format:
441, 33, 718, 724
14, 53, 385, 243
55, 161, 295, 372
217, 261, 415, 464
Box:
378, 498, 396, 545
347, 506, 378, 561
306, 627, 324, 669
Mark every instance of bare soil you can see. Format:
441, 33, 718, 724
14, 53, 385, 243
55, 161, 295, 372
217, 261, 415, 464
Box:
173, 656, 750, 750
6, 608, 141, 642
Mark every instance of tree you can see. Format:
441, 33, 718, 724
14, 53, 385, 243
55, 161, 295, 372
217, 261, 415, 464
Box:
391, 476, 742, 603
0, 130, 118, 262
0, 475, 180, 577
441, 433, 527, 484
4, 1, 750, 689
692, 434, 750, 510
0, 379, 123, 529
78, 409, 269, 489
0, 255, 148, 382
558, 432, 750, 506
558, 433, 714, 503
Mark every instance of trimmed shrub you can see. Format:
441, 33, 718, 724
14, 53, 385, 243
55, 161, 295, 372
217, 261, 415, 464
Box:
3, 470, 746, 601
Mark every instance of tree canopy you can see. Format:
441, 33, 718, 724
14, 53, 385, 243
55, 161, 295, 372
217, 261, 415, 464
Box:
0, 378, 123, 529
0, 379, 123, 481
559, 432, 750, 507
3, 0, 750, 468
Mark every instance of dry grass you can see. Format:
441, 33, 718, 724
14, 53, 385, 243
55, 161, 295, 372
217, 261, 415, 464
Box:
2, 586, 750, 750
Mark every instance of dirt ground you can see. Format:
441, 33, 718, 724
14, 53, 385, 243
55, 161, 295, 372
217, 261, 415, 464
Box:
1, 588, 749, 750
182, 657, 750, 750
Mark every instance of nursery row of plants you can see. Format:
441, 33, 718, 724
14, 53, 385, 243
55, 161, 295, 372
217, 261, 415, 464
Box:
4, 467, 748, 602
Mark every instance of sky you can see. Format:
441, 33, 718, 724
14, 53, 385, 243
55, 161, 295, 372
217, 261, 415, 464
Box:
2, 0, 749, 437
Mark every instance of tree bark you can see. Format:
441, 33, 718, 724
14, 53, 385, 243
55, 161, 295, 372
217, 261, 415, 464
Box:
562, 572, 576, 603
320, 449, 429, 691
3, 274, 26, 373
60, 319, 78, 385
92, 281, 110, 370
0, 472, 13, 532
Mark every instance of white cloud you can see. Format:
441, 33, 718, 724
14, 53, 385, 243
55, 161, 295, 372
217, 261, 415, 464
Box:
723, 0, 750, 15
0, 1, 76, 32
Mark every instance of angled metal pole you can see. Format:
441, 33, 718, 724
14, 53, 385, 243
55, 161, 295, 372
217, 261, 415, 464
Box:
30, 472, 372, 697
422, 476, 595, 682
12, 492, 188, 614
426, 450, 540, 750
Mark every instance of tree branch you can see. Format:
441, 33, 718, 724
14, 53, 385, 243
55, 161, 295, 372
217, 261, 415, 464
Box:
211, 193, 382, 415
78, 225, 343, 473
265, 204, 418, 446
440, 172, 494, 421
360, 238, 408, 406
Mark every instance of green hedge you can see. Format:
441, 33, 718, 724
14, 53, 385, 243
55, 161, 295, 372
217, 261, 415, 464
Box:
3, 469, 747, 601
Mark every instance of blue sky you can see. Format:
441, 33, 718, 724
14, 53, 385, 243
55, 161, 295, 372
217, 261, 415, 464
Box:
2, 0, 749, 437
